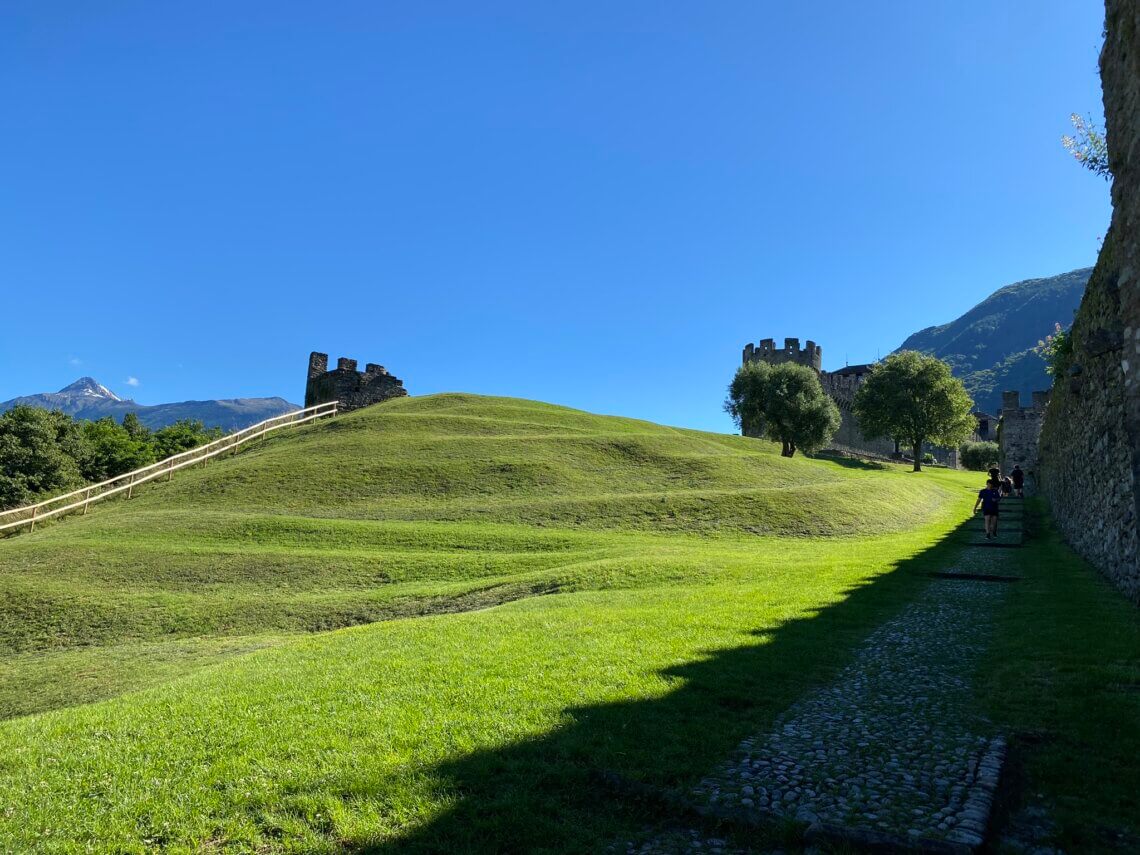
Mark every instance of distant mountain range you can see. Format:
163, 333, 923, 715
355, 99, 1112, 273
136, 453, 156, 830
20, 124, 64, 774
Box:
0, 377, 299, 431
895, 267, 1091, 414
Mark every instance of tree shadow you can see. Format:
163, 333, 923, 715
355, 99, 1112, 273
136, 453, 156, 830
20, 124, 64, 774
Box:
335, 519, 977, 853
807, 451, 893, 471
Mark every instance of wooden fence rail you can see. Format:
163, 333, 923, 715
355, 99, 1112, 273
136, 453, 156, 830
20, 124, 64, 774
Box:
0, 400, 338, 535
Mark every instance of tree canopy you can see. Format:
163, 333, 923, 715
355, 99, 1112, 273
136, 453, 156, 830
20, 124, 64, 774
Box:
852, 351, 975, 471
0, 408, 224, 509
725, 361, 840, 457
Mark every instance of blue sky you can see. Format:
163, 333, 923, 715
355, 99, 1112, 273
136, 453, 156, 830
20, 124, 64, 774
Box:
0, 2, 1110, 432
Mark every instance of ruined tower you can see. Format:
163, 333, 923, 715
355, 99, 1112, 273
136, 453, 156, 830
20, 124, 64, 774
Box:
305, 352, 408, 412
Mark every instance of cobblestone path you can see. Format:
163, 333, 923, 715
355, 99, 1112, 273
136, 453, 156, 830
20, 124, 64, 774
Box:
622, 507, 1023, 853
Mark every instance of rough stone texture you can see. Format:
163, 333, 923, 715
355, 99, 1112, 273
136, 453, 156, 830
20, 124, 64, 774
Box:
1037, 0, 1140, 604
304, 352, 408, 413
741, 338, 956, 466
998, 391, 1049, 494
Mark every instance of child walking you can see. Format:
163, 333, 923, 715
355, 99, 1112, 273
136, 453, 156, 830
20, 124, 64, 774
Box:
974, 478, 1002, 540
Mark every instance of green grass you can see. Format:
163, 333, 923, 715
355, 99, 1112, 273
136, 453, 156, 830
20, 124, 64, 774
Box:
977, 503, 1140, 851
0, 394, 1132, 852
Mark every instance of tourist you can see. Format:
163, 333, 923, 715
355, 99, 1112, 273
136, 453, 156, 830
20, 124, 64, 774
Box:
1000, 475, 1013, 497
974, 478, 1002, 540
988, 466, 1001, 484
1011, 465, 1025, 498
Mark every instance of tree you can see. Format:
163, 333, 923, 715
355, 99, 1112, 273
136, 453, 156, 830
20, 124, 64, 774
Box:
725, 361, 840, 457
150, 420, 224, 459
80, 418, 155, 482
122, 412, 150, 441
853, 351, 975, 471
0, 406, 88, 508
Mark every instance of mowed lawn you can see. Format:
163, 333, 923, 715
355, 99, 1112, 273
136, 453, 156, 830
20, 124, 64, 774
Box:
4, 394, 1121, 853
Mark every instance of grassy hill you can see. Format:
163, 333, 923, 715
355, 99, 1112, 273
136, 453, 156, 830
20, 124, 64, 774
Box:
0, 395, 1029, 851
896, 267, 1090, 413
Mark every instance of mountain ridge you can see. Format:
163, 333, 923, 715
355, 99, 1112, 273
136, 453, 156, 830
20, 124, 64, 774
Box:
0, 378, 299, 431
894, 266, 1091, 414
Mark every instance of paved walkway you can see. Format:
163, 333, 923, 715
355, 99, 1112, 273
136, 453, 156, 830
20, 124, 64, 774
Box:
621, 502, 1024, 853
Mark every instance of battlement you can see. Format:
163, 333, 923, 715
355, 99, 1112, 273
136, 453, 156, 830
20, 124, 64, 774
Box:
742, 336, 822, 372
1001, 390, 1051, 416
305, 351, 408, 412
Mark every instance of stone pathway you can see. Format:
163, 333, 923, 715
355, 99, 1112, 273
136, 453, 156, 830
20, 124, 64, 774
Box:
622, 503, 1025, 853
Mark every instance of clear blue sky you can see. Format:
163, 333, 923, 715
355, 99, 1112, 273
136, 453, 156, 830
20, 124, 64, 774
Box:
0, 1, 1110, 432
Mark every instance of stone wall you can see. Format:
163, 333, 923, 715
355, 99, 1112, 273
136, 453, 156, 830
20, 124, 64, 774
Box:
742, 338, 822, 372
819, 372, 900, 458
304, 352, 408, 413
1037, 0, 1140, 603
998, 391, 1049, 491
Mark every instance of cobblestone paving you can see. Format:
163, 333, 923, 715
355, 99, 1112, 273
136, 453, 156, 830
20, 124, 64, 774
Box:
625, 525, 1018, 853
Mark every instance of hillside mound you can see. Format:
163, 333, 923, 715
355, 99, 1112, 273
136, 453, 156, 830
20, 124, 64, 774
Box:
0, 394, 973, 720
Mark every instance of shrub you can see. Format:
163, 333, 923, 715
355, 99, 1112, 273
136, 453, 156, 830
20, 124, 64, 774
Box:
960, 441, 1000, 471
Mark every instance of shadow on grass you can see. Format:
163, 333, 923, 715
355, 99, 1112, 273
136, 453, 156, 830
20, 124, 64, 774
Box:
808, 451, 893, 471
339, 517, 983, 853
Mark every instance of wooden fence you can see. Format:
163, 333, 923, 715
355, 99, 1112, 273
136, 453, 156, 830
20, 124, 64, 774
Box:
0, 400, 338, 536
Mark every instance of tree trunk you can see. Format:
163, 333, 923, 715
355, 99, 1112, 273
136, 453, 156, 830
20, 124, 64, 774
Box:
788, 441, 797, 457
913, 441, 923, 472
781, 439, 792, 457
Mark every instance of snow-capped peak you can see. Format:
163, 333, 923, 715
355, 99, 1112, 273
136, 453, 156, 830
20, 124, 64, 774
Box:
58, 377, 121, 402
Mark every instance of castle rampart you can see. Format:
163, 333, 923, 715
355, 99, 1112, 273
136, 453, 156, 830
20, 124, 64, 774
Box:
305, 352, 408, 412
998, 390, 1049, 489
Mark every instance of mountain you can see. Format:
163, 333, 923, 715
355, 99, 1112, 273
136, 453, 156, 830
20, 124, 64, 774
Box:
894, 267, 1091, 414
0, 377, 299, 431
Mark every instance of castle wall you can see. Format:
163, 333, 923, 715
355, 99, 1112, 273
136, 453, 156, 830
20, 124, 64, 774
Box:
304, 352, 408, 413
998, 391, 1048, 490
1037, 0, 1140, 604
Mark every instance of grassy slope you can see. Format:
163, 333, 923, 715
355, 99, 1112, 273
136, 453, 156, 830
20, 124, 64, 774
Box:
0, 394, 1025, 851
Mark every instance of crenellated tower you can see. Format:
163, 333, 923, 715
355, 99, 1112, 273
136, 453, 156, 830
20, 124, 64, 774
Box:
305, 352, 408, 412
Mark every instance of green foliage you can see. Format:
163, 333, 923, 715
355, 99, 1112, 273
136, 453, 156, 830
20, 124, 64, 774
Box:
80, 418, 156, 482
121, 412, 149, 441
853, 351, 976, 471
0, 407, 87, 508
725, 362, 840, 457
1061, 113, 1111, 180
1034, 322, 1074, 377
0, 410, 223, 509
959, 441, 1000, 472
150, 419, 224, 459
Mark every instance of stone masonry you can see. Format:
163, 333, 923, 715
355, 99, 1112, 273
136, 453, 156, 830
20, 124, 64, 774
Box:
1037, 0, 1140, 604
304, 352, 408, 413
997, 390, 1049, 493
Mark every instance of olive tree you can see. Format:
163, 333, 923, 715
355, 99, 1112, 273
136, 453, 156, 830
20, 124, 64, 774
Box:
725, 361, 840, 457
852, 351, 975, 472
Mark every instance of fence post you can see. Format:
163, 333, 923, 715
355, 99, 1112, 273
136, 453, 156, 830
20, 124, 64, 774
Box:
83, 486, 92, 515
168, 459, 175, 481
29, 506, 37, 533
128, 473, 136, 499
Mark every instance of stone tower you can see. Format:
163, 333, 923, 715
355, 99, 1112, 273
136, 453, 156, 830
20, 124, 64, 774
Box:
305, 352, 408, 412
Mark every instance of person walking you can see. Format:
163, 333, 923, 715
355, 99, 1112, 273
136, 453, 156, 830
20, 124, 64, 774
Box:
1011, 465, 1025, 498
974, 478, 1002, 540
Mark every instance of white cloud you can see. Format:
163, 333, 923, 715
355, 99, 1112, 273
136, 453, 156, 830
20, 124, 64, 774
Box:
68, 357, 83, 366
125, 376, 140, 387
